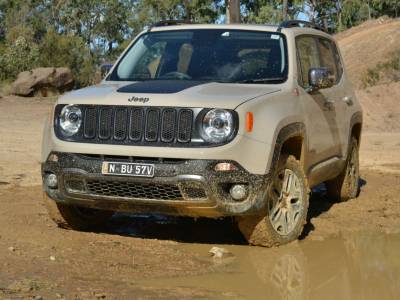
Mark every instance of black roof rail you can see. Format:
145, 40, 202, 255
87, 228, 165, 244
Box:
147, 20, 194, 31
277, 20, 327, 33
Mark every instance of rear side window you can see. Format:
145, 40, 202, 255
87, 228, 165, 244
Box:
296, 36, 321, 87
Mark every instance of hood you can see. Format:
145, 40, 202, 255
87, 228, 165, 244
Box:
58, 80, 281, 109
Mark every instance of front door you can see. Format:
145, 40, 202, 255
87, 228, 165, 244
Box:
296, 35, 344, 168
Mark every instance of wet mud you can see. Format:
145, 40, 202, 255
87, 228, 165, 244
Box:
1, 168, 400, 299
147, 232, 400, 299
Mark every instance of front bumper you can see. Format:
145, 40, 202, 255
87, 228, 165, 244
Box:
42, 152, 270, 217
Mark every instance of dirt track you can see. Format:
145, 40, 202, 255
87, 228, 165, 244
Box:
1, 18, 400, 300
0, 96, 400, 299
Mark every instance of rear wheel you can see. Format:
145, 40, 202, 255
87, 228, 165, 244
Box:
43, 193, 114, 230
237, 155, 310, 247
326, 137, 360, 202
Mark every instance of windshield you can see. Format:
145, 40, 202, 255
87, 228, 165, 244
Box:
108, 29, 288, 84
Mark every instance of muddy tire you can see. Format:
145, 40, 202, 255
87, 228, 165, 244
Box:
43, 192, 114, 230
326, 137, 360, 202
237, 155, 310, 247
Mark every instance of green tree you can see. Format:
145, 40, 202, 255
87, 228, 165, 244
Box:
60, 0, 104, 46
0, 33, 39, 80
129, 0, 221, 33
95, 0, 132, 54
340, 0, 367, 28
0, 1, 6, 40
183, 0, 221, 23
372, 0, 400, 18
2, 0, 400, 87
247, 5, 283, 24
241, 0, 303, 24
39, 28, 94, 86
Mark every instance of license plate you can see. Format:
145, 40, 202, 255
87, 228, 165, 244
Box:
102, 162, 155, 177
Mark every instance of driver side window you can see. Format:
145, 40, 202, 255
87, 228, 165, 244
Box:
318, 38, 339, 83
297, 36, 321, 87
297, 35, 342, 87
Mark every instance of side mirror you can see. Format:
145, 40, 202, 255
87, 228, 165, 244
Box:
100, 63, 113, 79
308, 67, 334, 90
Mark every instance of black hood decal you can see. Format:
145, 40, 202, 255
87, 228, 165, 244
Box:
117, 80, 208, 94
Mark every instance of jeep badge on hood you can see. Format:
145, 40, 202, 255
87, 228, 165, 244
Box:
128, 96, 149, 103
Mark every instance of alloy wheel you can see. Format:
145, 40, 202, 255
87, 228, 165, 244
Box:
268, 169, 304, 236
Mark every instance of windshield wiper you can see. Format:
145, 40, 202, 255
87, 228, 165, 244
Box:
238, 77, 286, 84
125, 78, 148, 82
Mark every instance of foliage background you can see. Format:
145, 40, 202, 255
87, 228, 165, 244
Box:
0, 0, 398, 87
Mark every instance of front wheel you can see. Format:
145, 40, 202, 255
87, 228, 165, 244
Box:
43, 193, 114, 230
237, 155, 310, 247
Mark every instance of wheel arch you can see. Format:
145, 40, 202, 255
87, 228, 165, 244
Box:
267, 122, 307, 174
348, 112, 363, 154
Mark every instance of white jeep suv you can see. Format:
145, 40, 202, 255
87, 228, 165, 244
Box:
41, 20, 362, 247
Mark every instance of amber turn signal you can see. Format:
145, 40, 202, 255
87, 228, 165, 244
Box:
246, 112, 254, 132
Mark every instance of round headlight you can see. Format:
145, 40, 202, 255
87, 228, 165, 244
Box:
59, 105, 82, 136
202, 109, 234, 143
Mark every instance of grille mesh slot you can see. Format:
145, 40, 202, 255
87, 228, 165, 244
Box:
177, 110, 193, 143
129, 108, 144, 141
83, 108, 97, 139
79, 106, 194, 145
161, 109, 176, 142
99, 108, 113, 139
145, 109, 160, 142
114, 108, 128, 140
86, 180, 183, 200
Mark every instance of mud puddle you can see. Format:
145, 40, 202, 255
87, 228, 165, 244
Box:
1, 172, 400, 299
137, 232, 400, 299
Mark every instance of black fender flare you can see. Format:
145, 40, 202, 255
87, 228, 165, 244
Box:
346, 112, 363, 158
267, 122, 307, 174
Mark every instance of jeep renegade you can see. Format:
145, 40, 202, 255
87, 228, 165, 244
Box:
42, 20, 362, 247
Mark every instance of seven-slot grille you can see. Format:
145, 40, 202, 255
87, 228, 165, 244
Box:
79, 106, 193, 145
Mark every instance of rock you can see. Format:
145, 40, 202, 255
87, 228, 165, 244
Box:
8, 246, 15, 252
11, 67, 74, 97
50, 255, 56, 261
94, 292, 107, 299
209, 246, 233, 259
34, 296, 43, 300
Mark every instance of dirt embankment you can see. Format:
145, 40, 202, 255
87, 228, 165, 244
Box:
336, 18, 400, 133
336, 18, 400, 88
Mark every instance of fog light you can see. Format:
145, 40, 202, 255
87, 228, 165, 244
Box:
45, 173, 58, 189
230, 184, 248, 201
215, 162, 237, 171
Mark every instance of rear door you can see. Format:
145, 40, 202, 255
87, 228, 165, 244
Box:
296, 35, 343, 167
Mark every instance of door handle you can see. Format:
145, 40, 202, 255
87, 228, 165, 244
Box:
342, 96, 353, 106
324, 98, 335, 110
